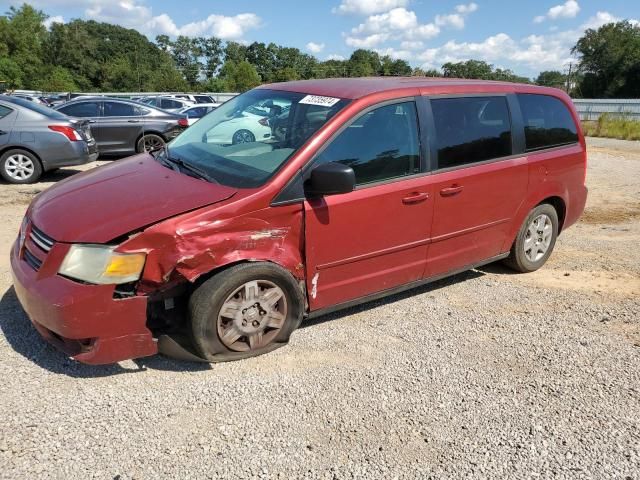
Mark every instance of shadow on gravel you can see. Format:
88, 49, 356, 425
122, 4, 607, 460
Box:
0, 287, 210, 377
301, 269, 485, 329
1, 268, 487, 376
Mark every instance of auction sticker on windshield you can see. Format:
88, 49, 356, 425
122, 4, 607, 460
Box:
299, 95, 341, 107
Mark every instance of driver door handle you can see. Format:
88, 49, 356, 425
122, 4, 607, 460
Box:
127, 119, 140, 123
402, 192, 430, 204
440, 185, 464, 196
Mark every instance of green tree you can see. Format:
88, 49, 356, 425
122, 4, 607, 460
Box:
1, 4, 47, 88
37, 66, 77, 91
220, 60, 261, 91
535, 70, 567, 89
442, 60, 529, 83
347, 49, 381, 76
573, 20, 640, 98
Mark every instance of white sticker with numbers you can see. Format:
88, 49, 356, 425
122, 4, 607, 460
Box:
299, 95, 341, 107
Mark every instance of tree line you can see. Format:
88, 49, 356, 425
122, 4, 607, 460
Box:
1, 4, 638, 98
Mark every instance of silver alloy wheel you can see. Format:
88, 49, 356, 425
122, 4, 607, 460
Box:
5, 153, 35, 180
217, 280, 288, 352
142, 135, 164, 152
232, 130, 255, 144
523, 213, 553, 262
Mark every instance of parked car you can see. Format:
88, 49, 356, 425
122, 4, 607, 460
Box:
177, 103, 221, 126
55, 98, 188, 155
140, 96, 194, 113
11, 94, 49, 106
0, 95, 97, 184
203, 99, 286, 144
10, 78, 587, 365
164, 93, 217, 104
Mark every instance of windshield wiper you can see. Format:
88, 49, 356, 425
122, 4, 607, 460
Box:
157, 149, 218, 184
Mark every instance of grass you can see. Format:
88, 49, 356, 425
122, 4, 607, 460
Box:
582, 114, 640, 141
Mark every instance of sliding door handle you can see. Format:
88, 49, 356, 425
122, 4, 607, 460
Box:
440, 185, 464, 196
402, 192, 430, 204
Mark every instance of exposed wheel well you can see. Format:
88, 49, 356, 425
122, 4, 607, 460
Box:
539, 196, 566, 232
0, 146, 44, 170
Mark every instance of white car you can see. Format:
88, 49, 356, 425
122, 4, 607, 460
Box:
141, 96, 194, 113
205, 110, 272, 145
177, 103, 221, 126
165, 93, 216, 104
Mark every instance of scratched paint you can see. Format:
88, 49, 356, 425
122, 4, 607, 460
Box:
310, 272, 319, 299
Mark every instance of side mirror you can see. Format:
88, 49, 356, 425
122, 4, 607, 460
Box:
306, 162, 355, 197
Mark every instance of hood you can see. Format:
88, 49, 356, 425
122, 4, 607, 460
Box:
30, 154, 236, 243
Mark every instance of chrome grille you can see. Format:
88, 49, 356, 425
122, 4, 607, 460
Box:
29, 225, 55, 253
23, 248, 43, 271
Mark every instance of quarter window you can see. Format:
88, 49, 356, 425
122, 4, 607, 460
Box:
315, 101, 420, 185
517, 94, 578, 151
0, 105, 13, 119
431, 96, 512, 169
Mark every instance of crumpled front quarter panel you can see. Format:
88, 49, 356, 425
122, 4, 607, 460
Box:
118, 203, 305, 286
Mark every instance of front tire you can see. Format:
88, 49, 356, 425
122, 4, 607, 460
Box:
0, 149, 42, 184
189, 263, 304, 362
231, 129, 255, 145
504, 203, 558, 273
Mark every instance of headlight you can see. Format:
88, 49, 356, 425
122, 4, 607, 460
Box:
58, 244, 146, 285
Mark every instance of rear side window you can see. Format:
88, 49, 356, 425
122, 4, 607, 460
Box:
431, 96, 512, 169
195, 95, 213, 103
0, 105, 13, 119
315, 101, 420, 185
160, 99, 182, 109
59, 102, 100, 117
517, 94, 578, 151
186, 106, 207, 117
104, 102, 136, 117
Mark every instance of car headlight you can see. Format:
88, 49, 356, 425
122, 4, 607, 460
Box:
58, 244, 146, 285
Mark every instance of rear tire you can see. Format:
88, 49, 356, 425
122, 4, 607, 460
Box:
0, 149, 42, 184
504, 203, 558, 273
189, 263, 304, 362
136, 133, 165, 153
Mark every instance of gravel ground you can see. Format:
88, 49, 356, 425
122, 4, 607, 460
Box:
0, 138, 638, 479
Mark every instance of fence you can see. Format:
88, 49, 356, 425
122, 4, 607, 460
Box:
572, 99, 640, 121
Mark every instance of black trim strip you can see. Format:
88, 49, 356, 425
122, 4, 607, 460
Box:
305, 252, 510, 319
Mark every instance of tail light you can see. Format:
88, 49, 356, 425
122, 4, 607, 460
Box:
49, 125, 82, 141
258, 117, 270, 127
178, 118, 189, 127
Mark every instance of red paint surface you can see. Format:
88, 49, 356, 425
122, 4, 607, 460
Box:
10, 78, 587, 364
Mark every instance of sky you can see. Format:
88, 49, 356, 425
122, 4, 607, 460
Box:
2, 0, 638, 78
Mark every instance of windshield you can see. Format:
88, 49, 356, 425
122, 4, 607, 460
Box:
167, 89, 349, 188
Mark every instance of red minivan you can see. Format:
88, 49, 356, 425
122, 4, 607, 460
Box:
10, 78, 587, 364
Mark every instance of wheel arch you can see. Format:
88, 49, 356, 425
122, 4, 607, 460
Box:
502, 184, 569, 253
0, 145, 44, 170
135, 130, 167, 152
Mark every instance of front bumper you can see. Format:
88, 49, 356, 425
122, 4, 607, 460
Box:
10, 236, 157, 365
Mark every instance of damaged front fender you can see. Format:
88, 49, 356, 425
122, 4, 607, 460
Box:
117, 203, 305, 288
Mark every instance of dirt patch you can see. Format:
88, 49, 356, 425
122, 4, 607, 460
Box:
510, 269, 640, 299
579, 203, 640, 225
588, 146, 640, 160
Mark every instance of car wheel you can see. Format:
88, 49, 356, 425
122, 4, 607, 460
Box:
189, 263, 304, 362
504, 203, 559, 273
0, 149, 42, 184
231, 129, 255, 145
136, 134, 165, 153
